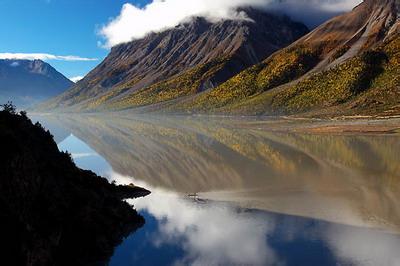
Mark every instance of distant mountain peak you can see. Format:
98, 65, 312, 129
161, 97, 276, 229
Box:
2, 59, 53, 75
0, 59, 73, 107
29, 59, 51, 75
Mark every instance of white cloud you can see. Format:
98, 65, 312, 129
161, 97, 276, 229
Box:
70, 152, 97, 158
110, 172, 279, 266
10, 61, 20, 67
324, 226, 400, 266
318, 0, 362, 11
69, 76, 84, 83
100, 0, 266, 47
100, 0, 362, 47
266, 0, 362, 28
0, 53, 97, 61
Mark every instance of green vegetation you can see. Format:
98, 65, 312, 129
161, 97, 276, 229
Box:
74, 46, 321, 113
205, 34, 400, 116
270, 50, 388, 113
58, 57, 232, 112
347, 35, 400, 115
171, 46, 320, 112
329, 44, 351, 62
269, 35, 400, 115
105, 57, 230, 110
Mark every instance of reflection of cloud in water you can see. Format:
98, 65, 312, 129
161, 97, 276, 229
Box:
71, 152, 99, 159
145, 194, 277, 266
111, 172, 400, 266
111, 172, 279, 266
326, 227, 400, 266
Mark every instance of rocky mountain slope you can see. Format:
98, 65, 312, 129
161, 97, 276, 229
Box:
38, 8, 308, 112
0, 59, 73, 107
163, 0, 400, 117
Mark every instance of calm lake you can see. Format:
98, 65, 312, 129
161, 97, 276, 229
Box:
33, 114, 400, 266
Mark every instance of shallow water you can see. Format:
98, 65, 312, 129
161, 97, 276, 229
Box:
34, 114, 400, 266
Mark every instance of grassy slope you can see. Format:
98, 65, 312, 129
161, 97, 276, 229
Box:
43, 46, 321, 113
165, 46, 321, 113
98, 58, 231, 111
193, 34, 400, 116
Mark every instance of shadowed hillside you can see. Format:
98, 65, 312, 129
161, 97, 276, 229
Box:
0, 105, 150, 266
0, 60, 73, 108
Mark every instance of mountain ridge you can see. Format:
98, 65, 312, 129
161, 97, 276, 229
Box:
0, 59, 73, 107
37, 8, 309, 112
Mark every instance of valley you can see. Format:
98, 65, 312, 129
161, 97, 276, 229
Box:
2, 0, 400, 265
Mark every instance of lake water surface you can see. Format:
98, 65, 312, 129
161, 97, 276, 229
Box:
33, 114, 400, 266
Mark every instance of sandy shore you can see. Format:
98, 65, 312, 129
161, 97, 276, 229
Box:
234, 117, 400, 135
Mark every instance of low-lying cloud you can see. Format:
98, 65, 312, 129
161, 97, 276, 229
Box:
69, 76, 84, 83
0, 53, 97, 61
100, 0, 362, 48
267, 0, 362, 28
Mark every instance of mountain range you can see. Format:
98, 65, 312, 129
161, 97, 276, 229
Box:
36, 0, 400, 117
36, 8, 309, 112
0, 59, 73, 107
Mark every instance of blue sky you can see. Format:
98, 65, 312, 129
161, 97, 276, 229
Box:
0, 0, 149, 79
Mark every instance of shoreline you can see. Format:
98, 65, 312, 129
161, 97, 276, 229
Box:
30, 112, 400, 135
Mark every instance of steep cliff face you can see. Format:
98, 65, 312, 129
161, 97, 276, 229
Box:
0, 59, 73, 107
162, 0, 400, 117
39, 8, 308, 111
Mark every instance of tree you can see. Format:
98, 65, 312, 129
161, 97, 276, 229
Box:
19, 110, 28, 119
0, 101, 17, 114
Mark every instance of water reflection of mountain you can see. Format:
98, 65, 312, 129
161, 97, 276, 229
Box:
37, 114, 400, 231
30, 115, 70, 144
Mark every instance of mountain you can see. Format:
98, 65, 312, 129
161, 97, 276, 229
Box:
37, 8, 309, 112
162, 0, 400, 117
38, 0, 399, 117
0, 59, 73, 107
